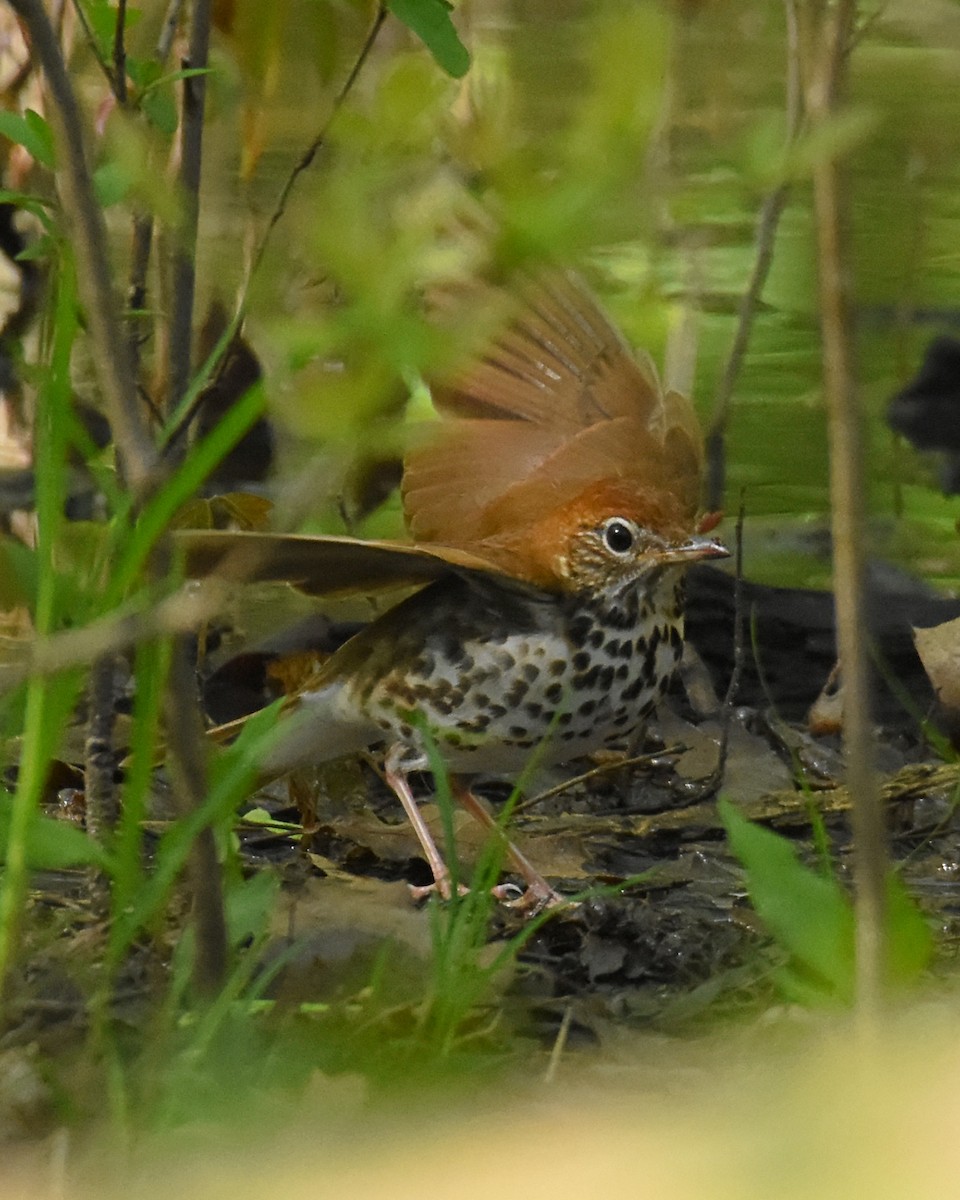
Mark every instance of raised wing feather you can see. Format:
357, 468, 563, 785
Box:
404, 271, 704, 550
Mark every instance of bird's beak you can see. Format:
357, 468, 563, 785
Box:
653, 536, 730, 566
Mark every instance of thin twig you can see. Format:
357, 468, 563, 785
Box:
803, 0, 886, 1030
705, 0, 803, 513
10, 0, 161, 498
113, 0, 127, 103
243, 3, 388, 296
67, 0, 116, 96
514, 747, 684, 814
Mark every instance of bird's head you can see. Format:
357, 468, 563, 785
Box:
473, 479, 728, 595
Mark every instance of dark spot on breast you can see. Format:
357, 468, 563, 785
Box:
604, 639, 621, 657
506, 678, 530, 704
509, 725, 528, 739
579, 699, 597, 717
575, 665, 600, 690
623, 676, 647, 701
495, 649, 516, 672
474, 693, 490, 709
598, 665, 614, 690
615, 663, 629, 680
569, 616, 592, 647
439, 633, 464, 664
488, 703, 507, 718
545, 682, 563, 704
522, 662, 539, 684
558, 712, 572, 725
525, 702, 543, 720
589, 628, 605, 649
549, 659, 566, 677
572, 651, 591, 672
613, 712, 630, 726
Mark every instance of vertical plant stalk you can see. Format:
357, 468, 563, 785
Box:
165, 0, 212, 422
163, 650, 227, 995
160, 0, 229, 997
705, 0, 802, 513
803, 0, 886, 1027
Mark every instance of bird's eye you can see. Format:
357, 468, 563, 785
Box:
601, 517, 636, 555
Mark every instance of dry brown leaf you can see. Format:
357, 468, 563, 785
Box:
914, 617, 960, 713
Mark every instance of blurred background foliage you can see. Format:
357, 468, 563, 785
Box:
80, 0, 960, 593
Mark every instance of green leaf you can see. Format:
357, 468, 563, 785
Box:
721, 800, 934, 1002
0, 797, 106, 870
388, 0, 470, 78
0, 110, 55, 169
141, 87, 178, 136
886, 872, 934, 986
720, 798, 855, 1002
93, 159, 132, 208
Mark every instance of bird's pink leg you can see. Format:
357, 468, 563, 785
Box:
451, 782, 568, 912
384, 744, 466, 901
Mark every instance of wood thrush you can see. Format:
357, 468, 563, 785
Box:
181, 271, 727, 908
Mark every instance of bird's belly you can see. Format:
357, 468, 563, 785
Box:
365, 618, 684, 776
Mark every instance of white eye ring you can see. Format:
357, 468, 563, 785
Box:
601, 517, 637, 555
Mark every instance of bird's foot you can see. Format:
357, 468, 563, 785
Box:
408, 877, 470, 902
491, 879, 572, 914
409, 877, 570, 914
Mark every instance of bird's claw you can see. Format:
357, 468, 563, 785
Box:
408, 877, 571, 914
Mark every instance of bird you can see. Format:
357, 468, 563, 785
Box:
180, 270, 727, 909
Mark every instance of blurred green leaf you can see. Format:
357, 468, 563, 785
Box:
388, 0, 470, 78
720, 798, 855, 1003
93, 159, 132, 208
721, 800, 933, 1002
0, 795, 106, 869
0, 109, 55, 169
141, 87, 178, 136
886, 872, 935, 986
